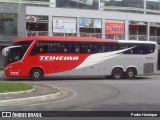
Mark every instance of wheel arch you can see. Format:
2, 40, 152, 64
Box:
111, 66, 124, 74
29, 67, 44, 76
111, 66, 124, 79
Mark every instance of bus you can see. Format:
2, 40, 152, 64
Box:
2, 36, 158, 80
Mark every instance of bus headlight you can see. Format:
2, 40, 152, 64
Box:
4, 66, 12, 71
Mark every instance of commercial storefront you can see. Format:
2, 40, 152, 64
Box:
26, 15, 49, 36
79, 17, 102, 38
1, 1, 160, 69
150, 22, 160, 42
52, 17, 77, 36
0, 3, 26, 69
129, 21, 147, 41
105, 20, 125, 40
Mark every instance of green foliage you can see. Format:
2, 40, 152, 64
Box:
0, 82, 33, 93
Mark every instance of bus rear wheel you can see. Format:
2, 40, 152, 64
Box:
30, 69, 43, 80
111, 68, 124, 79
126, 68, 136, 79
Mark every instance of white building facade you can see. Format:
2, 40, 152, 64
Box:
0, 0, 160, 68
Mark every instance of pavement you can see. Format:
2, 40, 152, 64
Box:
0, 70, 3, 76
0, 69, 159, 108
153, 70, 160, 75
1, 70, 160, 76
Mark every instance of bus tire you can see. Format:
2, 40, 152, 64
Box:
126, 68, 136, 79
30, 69, 43, 80
111, 68, 124, 79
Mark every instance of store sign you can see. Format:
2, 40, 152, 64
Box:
53, 18, 76, 33
26, 15, 48, 23
70, 0, 93, 5
79, 18, 102, 28
150, 22, 160, 27
105, 22, 124, 35
129, 21, 147, 25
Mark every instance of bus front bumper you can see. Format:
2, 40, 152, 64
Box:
4, 66, 20, 77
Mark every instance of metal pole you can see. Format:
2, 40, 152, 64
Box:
144, 0, 146, 14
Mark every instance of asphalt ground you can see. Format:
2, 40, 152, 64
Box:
0, 70, 160, 108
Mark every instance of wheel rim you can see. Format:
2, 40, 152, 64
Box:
115, 72, 120, 78
128, 71, 133, 77
34, 72, 40, 78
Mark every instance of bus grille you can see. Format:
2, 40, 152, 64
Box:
143, 63, 154, 74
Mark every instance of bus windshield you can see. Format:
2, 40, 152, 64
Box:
4, 41, 33, 65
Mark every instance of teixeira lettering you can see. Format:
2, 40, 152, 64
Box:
40, 56, 79, 61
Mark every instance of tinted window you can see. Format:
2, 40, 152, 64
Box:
123, 43, 155, 54
30, 41, 155, 55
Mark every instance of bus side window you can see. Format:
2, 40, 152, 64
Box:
80, 45, 86, 53
39, 47, 44, 53
97, 45, 102, 53
68, 44, 73, 53
59, 44, 65, 53
64, 46, 68, 53
110, 44, 117, 51
54, 43, 60, 53
44, 42, 49, 53
149, 44, 155, 54
85, 45, 91, 53
30, 42, 42, 55
87, 48, 90, 53
75, 45, 80, 53
48, 43, 53, 53
90, 44, 97, 53
139, 45, 144, 54
136, 46, 140, 54
88, 44, 93, 53
105, 44, 110, 52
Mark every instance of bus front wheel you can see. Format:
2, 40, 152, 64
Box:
126, 68, 136, 79
30, 69, 43, 80
111, 68, 124, 79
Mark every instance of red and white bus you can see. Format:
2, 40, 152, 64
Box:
2, 36, 158, 80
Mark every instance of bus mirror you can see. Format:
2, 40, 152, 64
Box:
2, 48, 9, 56
2, 45, 21, 56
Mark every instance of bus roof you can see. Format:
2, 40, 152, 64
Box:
14, 36, 157, 44
14, 36, 117, 43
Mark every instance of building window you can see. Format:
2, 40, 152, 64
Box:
26, 15, 49, 36
100, 0, 144, 13
0, 13, 17, 35
56, 0, 99, 10
129, 21, 147, 41
149, 22, 160, 43
146, 0, 160, 15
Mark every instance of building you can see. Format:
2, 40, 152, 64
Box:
0, 0, 160, 69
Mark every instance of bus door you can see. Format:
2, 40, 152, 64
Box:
2, 46, 26, 76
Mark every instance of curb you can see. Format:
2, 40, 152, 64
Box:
150, 73, 160, 75
149, 72, 160, 75
0, 86, 63, 107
